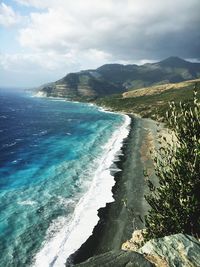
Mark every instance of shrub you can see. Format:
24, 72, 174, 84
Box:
144, 85, 200, 239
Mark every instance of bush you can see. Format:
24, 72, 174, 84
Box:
144, 86, 200, 240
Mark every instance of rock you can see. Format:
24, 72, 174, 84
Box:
122, 229, 146, 251
138, 234, 200, 267
73, 250, 154, 267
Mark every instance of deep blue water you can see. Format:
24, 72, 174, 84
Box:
0, 90, 125, 266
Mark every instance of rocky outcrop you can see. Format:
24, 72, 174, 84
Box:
123, 232, 200, 267
73, 250, 154, 267
138, 234, 200, 267
122, 229, 146, 251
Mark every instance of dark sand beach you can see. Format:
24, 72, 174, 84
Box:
67, 116, 159, 266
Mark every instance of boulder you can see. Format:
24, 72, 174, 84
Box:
122, 229, 146, 251
138, 234, 200, 267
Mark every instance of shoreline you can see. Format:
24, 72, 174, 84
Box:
67, 115, 159, 266
32, 102, 131, 267
32, 94, 159, 266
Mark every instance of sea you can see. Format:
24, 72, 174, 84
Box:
0, 89, 130, 267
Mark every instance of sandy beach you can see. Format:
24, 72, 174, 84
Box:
67, 116, 159, 265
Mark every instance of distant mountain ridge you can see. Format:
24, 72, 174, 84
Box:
37, 57, 200, 100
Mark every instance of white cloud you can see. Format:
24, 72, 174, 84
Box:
0, 48, 111, 77
1, 0, 200, 86
186, 58, 200, 63
18, 0, 200, 59
0, 48, 112, 87
0, 51, 74, 73
0, 2, 21, 27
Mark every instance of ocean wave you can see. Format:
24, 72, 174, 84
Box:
18, 200, 37, 206
39, 130, 48, 136
57, 197, 75, 209
9, 108, 16, 112
49, 98, 67, 102
33, 94, 67, 102
12, 158, 22, 164
3, 142, 17, 148
34, 92, 47, 98
32, 130, 48, 137
33, 114, 131, 267
30, 144, 39, 147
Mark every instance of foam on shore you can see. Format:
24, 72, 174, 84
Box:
33, 114, 131, 267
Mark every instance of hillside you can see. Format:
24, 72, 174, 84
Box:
123, 79, 200, 98
95, 79, 200, 120
37, 57, 200, 100
38, 72, 122, 100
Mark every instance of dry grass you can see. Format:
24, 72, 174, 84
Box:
123, 79, 200, 99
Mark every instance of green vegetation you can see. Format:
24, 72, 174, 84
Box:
95, 80, 200, 121
144, 85, 200, 239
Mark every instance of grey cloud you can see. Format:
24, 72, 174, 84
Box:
19, 0, 200, 61
2, 0, 200, 87
88, 1, 200, 61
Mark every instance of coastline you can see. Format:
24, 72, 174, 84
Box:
32, 94, 159, 266
67, 115, 159, 266
32, 99, 131, 267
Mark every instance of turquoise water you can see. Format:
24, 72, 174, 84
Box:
0, 90, 127, 266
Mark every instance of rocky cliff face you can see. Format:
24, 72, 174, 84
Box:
37, 57, 200, 100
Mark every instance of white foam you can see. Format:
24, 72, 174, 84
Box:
34, 92, 47, 98
3, 142, 17, 148
34, 93, 68, 102
49, 97, 67, 102
18, 200, 37, 206
12, 158, 22, 164
57, 197, 75, 208
33, 113, 131, 267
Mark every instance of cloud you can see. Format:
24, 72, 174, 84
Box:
0, 49, 111, 72
0, 52, 77, 76
0, 48, 112, 86
0, 2, 21, 27
2, 0, 200, 86
0, 51, 75, 86
15, 0, 56, 9
17, 0, 200, 61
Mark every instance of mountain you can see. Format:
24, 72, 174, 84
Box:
37, 57, 200, 100
37, 71, 123, 100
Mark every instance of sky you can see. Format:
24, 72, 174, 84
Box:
0, 0, 200, 88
